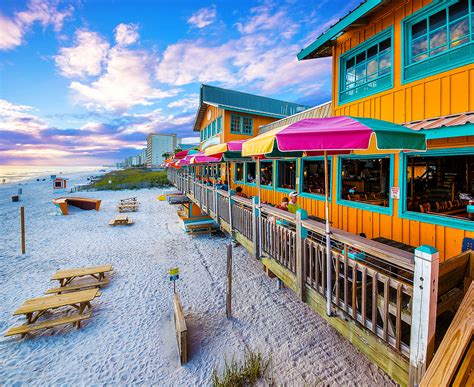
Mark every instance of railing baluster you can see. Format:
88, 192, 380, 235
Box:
383, 279, 389, 342
362, 267, 367, 327
335, 254, 340, 308
396, 283, 402, 351
352, 263, 357, 319
372, 272, 378, 334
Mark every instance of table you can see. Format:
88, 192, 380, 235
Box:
51, 264, 113, 287
14, 288, 99, 324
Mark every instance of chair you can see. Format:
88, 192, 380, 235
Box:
462, 238, 474, 252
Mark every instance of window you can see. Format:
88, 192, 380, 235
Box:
301, 159, 331, 196
277, 160, 296, 190
260, 161, 273, 187
403, 0, 474, 82
246, 162, 256, 184
340, 157, 390, 207
211, 121, 216, 136
217, 116, 222, 133
235, 162, 244, 182
231, 115, 241, 134
339, 28, 393, 104
201, 117, 223, 141
230, 114, 253, 135
404, 153, 473, 221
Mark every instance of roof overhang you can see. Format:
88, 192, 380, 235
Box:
297, 0, 384, 60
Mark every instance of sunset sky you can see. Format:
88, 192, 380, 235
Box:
0, 0, 358, 166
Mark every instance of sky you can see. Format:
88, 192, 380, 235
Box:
0, 0, 359, 166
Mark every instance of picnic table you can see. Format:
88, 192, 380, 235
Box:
5, 289, 98, 337
51, 264, 113, 287
109, 214, 134, 226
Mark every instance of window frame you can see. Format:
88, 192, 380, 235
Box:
398, 147, 474, 231
401, 0, 474, 84
276, 159, 298, 193
299, 156, 333, 201
336, 154, 394, 215
338, 27, 394, 105
230, 114, 254, 136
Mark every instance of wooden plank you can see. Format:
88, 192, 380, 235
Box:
5, 312, 92, 336
362, 267, 367, 326
383, 279, 389, 342
395, 283, 402, 351
173, 293, 188, 365
420, 282, 474, 386
14, 289, 98, 315
52, 265, 113, 280
372, 272, 378, 334
45, 279, 109, 294
352, 264, 357, 320
344, 249, 349, 314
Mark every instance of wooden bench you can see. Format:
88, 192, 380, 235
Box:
117, 204, 139, 213
173, 293, 188, 365
5, 312, 92, 337
437, 250, 473, 316
185, 222, 218, 236
109, 214, 134, 226
45, 279, 109, 294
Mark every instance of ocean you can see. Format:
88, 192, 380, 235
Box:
0, 165, 105, 184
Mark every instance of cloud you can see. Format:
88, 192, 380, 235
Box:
54, 29, 110, 78
0, 99, 47, 134
0, 0, 73, 50
187, 6, 217, 28
70, 46, 179, 112
167, 94, 199, 112
114, 23, 140, 46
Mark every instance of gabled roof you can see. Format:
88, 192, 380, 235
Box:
193, 84, 310, 131
297, 0, 385, 60
258, 101, 332, 134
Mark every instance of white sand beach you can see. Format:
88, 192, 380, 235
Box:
0, 172, 394, 385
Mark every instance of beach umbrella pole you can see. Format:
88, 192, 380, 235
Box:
324, 151, 332, 316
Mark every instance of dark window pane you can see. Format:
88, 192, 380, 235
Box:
260, 162, 273, 186
235, 162, 244, 181
449, 0, 468, 22
277, 160, 296, 190
405, 154, 474, 218
346, 57, 355, 69
412, 20, 427, 39
246, 162, 256, 183
341, 158, 390, 207
302, 160, 331, 195
429, 10, 447, 30
356, 52, 366, 63
379, 38, 391, 51
367, 45, 378, 59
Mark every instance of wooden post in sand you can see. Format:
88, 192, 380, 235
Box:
20, 206, 26, 254
226, 243, 233, 318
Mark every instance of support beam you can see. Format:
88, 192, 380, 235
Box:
252, 196, 260, 258
409, 245, 439, 386
296, 209, 308, 301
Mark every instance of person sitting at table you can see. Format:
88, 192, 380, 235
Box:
247, 172, 254, 183
288, 191, 301, 213
276, 197, 289, 211
221, 179, 229, 191
235, 186, 248, 198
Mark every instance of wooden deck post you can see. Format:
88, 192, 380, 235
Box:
228, 189, 235, 240
20, 206, 26, 254
226, 243, 232, 318
409, 245, 439, 386
252, 196, 260, 258
296, 209, 308, 301
214, 187, 220, 225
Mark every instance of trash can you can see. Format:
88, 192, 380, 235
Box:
12, 195, 20, 202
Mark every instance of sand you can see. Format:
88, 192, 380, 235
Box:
0, 171, 395, 385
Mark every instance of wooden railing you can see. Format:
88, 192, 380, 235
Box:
167, 170, 453, 385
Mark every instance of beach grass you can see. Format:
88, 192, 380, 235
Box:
211, 351, 271, 387
89, 168, 169, 190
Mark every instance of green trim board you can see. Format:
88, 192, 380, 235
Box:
297, 0, 384, 60
398, 146, 474, 231
401, 0, 474, 84
423, 123, 474, 139
338, 27, 394, 105
336, 154, 395, 216
298, 156, 333, 202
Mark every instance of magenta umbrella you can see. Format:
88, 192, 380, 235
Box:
243, 116, 427, 316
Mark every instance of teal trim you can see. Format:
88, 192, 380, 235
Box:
297, 0, 383, 60
416, 245, 439, 254
398, 146, 474, 231
336, 154, 394, 216
401, 0, 474, 84
276, 159, 297, 193
423, 123, 474, 139
298, 156, 332, 202
338, 27, 394, 105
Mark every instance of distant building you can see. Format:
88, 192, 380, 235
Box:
139, 148, 147, 165
146, 133, 178, 167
